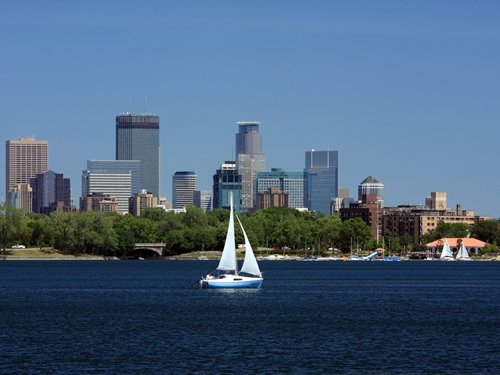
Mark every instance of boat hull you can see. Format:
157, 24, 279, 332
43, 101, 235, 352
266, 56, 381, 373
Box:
200, 275, 263, 289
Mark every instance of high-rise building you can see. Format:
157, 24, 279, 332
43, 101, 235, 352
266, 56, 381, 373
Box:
425, 192, 446, 210
30, 170, 71, 214
6, 137, 48, 194
255, 168, 307, 209
235, 122, 265, 210
86, 160, 141, 195
80, 192, 120, 213
82, 171, 132, 214
304, 150, 339, 215
116, 113, 160, 197
129, 189, 158, 216
8, 183, 33, 212
81, 160, 140, 214
358, 176, 384, 207
257, 187, 289, 210
172, 171, 198, 209
212, 161, 242, 212
194, 190, 212, 212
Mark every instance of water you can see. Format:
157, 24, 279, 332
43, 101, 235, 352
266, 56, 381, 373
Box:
1, 260, 499, 374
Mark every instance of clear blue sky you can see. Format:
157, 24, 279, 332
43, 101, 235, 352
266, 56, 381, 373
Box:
1, 1, 499, 217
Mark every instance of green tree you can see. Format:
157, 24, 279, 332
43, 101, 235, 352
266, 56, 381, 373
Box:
0, 203, 24, 253
50, 212, 77, 253
314, 215, 342, 252
338, 218, 374, 253
470, 220, 500, 244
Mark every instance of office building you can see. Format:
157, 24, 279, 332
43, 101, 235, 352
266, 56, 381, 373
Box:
339, 194, 382, 239
212, 161, 242, 212
235, 122, 265, 209
257, 188, 289, 210
116, 113, 160, 197
358, 176, 384, 207
194, 190, 211, 212
8, 183, 33, 212
6, 137, 48, 194
129, 189, 158, 216
172, 171, 198, 209
425, 192, 447, 210
304, 150, 338, 215
255, 168, 307, 209
86, 160, 141, 194
30, 170, 72, 215
82, 169, 132, 214
80, 192, 120, 213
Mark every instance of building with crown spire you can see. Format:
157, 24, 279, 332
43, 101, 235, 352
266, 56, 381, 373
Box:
358, 176, 384, 207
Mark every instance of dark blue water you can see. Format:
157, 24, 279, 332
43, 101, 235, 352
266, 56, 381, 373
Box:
1, 260, 499, 374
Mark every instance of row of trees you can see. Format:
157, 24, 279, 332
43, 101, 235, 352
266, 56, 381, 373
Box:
1, 202, 499, 256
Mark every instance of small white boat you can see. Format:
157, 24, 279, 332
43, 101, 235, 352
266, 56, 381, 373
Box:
440, 239, 456, 261
199, 192, 263, 289
347, 255, 363, 261
456, 243, 472, 261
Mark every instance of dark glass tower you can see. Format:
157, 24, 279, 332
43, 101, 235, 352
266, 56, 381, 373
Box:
212, 161, 242, 213
304, 150, 339, 215
116, 114, 160, 197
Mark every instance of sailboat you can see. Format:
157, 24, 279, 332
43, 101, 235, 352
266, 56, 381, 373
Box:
456, 242, 472, 261
199, 192, 263, 289
440, 239, 456, 261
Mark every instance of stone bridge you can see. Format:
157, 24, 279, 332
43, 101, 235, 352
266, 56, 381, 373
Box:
133, 243, 165, 257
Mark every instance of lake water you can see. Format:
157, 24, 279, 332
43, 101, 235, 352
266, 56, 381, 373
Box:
1, 260, 499, 374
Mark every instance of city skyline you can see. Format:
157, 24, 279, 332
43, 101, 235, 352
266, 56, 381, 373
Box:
1, 2, 499, 217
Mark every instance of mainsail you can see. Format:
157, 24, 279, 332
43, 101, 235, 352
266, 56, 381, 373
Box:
440, 239, 454, 259
217, 192, 237, 272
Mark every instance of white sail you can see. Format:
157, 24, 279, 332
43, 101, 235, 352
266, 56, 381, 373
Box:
217, 192, 237, 272
456, 243, 471, 260
236, 214, 262, 277
440, 239, 454, 259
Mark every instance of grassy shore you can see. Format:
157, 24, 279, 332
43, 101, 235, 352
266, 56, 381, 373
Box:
0, 247, 114, 260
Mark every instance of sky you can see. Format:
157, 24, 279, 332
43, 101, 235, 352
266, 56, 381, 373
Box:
1, 0, 499, 217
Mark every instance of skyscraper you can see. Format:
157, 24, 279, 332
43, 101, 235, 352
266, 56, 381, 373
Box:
6, 137, 48, 194
304, 150, 339, 215
358, 176, 384, 207
194, 190, 212, 212
255, 168, 307, 209
235, 122, 265, 210
212, 161, 243, 213
30, 170, 71, 214
116, 113, 160, 197
172, 171, 198, 209
81, 160, 140, 213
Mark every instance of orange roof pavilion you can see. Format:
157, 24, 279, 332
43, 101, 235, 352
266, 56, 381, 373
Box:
426, 238, 487, 248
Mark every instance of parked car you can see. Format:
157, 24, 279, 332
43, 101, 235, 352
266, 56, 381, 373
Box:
11, 244, 25, 249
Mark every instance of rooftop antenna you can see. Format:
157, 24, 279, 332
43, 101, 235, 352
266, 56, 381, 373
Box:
144, 97, 147, 114
129, 96, 132, 114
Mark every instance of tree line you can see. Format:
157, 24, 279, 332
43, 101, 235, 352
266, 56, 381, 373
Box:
1, 202, 499, 256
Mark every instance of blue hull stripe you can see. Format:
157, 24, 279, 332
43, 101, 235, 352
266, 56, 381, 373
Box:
204, 280, 263, 289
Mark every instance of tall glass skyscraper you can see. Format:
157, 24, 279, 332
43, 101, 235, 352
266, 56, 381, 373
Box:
212, 161, 242, 213
304, 150, 339, 215
235, 122, 265, 210
172, 171, 198, 209
30, 170, 71, 214
116, 114, 160, 197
